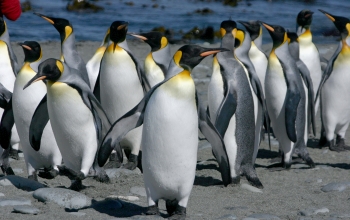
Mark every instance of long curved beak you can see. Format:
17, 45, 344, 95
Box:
128, 33, 147, 41
200, 48, 230, 57
33, 12, 55, 24
23, 75, 46, 90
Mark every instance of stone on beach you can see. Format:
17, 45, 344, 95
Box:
0, 176, 46, 191
299, 207, 329, 216
0, 198, 31, 206
13, 205, 40, 214
321, 181, 350, 192
105, 168, 141, 179
246, 213, 281, 220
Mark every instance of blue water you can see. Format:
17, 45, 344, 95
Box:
6, 0, 350, 44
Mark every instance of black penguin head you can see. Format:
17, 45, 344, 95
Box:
0, 17, 6, 37
238, 20, 261, 41
23, 59, 63, 89
129, 31, 167, 52
34, 13, 73, 42
286, 32, 299, 43
19, 41, 42, 63
234, 29, 245, 48
261, 22, 287, 48
297, 9, 314, 29
220, 20, 237, 38
173, 45, 228, 72
319, 9, 350, 40
109, 21, 128, 45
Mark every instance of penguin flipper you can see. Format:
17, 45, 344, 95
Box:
197, 93, 231, 187
125, 50, 151, 92
214, 84, 237, 138
93, 72, 101, 101
88, 93, 112, 137
0, 83, 12, 109
296, 60, 316, 136
5, 42, 19, 76
0, 98, 14, 149
29, 95, 49, 151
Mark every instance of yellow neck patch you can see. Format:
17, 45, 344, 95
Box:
235, 30, 244, 47
64, 26, 73, 42
220, 28, 226, 37
56, 60, 64, 74
106, 43, 123, 53
160, 36, 168, 49
173, 50, 182, 66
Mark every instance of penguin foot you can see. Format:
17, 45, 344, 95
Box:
318, 134, 328, 148
144, 205, 160, 215
58, 165, 85, 180
1, 165, 14, 175
69, 180, 85, 191
93, 170, 110, 183
28, 172, 38, 181
329, 139, 344, 152
336, 136, 350, 151
267, 161, 291, 171
38, 169, 59, 179
9, 149, 19, 160
304, 157, 315, 168
166, 199, 178, 215
123, 154, 138, 170
246, 176, 264, 189
168, 206, 186, 220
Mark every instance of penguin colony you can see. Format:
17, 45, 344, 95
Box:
0, 9, 349, 219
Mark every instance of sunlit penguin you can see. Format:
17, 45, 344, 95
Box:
262, 22, 315, 169
317, 10, 350, 151
208, 20, 263, 188
97, 45, 230, 219
34, 13, 90, 87
95, 21, 147, 170
86, 28, 110, 90
130, 31, 171, 89
12, 41, 62, 181
24, 59, 111, 190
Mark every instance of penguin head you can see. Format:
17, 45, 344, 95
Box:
19, 41, 42, 63
23, 59, 64, 89
319, 9, 350, 40
296, 10, 314, 30
286, 32, 299, 44
220, 20, 237, 38
238, 20, 261, 41
261, 22, 287, 48
234, 29, 245, 48
129, 31, 168, 52
0, 17, 6, 37
109, 21, 128, 44
34, 13, 73, 42
173, 45, 228, 72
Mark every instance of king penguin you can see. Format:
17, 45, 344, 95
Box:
262, 22, 315, 169
130, 31, 171, 89
12, 41, 62, 181
208, 20, 263, 188
234, 28, 269, 163
95, 21, 146, 170
23, 59, 111, 190
0, 16, 20, 160
97, 44, 230, 219
86, 28, 110, 90
317, 10, 350, 151
34, 13, 90, 87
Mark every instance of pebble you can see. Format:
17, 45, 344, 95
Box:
107, 195, 139, 202
246, 213, 281, 220
330, 213, 350, 218
299, 207, 329, 216
33, 188, 92, 209
68, 212, 86, 216
0, 176, 46, 191
240, 183, 263, 193
105, 168, 141, 179
130, 186, 147, 197
0, 198, 31, 206
218, 214, 237, 219
321, 182, 350, 192
13, 205, 40, 215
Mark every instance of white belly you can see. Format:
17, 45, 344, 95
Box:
0, 41, 15, 92
47, 82, 97, 175
208, 61, 224, 124
145, 54, 165, 88
86, 47, 105, 90
249, 44, 267, 96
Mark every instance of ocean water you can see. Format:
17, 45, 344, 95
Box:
7, 0, 350, 44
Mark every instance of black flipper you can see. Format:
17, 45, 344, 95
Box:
29, 95, 49, 151
5, 42, 19, 76
93, 72, 101, 101
296, 60, 316, 136
197, 93, 231, 186
0, 83, 12, 109
125, 50, 151, 92
0, 98, 14, 149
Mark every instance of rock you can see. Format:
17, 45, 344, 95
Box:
247, 213, 281, 219
107, 195, 139, 202
130, 186, 147, 197
299, 207, 329, 216
0, 176, 46, 191
21, 0, 32, 12
0, 198, 31, 206
105, 168, 141, 179
321, 182, 350, 192
330, 213, 350, 218
218, 214, 237, 219
13, 205, 40, 214
33, 188, 91, 209
68, 212, 86, 216
240, 183, 263, 193
66, 0, 104, 12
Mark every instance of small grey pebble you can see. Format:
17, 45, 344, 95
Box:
130, 186, 147, 197
0, 198, 31, 207
218, 214, 237, 219
321, 182, 350, 192
69, 212, 86, 216
13, 205, 40, 214
0, 176, 45, 191
247, 213, 281, 220
299, 207, 329, 216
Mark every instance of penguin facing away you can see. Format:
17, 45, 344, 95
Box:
262, 22, 315, 169
34, 13, 90, 87
86, 28, 110, 90
317, 10, 350, 152
97, 44, 230, 219
208, 20, 263, 188
11, 41, 62, 181
95, 21, 147, 170
130, 31, 171, 89
23, 59, 112, 190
